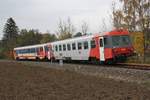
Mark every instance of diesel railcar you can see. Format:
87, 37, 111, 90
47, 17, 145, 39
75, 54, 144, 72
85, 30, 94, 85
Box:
14, 29, 134, 64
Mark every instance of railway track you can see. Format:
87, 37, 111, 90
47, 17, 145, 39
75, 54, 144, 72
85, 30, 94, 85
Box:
57, 61, 150, 70
42, 62, 150, 70
21, 60, 150, 70
116, 63, 150, 70
3, 59, 149, 70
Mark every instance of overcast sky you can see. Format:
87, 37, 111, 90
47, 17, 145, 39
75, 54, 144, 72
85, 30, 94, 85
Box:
0, 0, 114, 39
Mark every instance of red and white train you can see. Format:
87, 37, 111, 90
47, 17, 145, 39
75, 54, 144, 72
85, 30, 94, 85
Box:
13, 29, 134, 64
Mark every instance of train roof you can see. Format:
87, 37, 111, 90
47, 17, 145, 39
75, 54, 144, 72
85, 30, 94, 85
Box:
51, 34, 95, 45
14, 43, 51, 50
104, 29, 129, 36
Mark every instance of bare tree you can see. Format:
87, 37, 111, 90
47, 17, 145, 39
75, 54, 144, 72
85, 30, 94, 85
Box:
57, 17, 75, 40
113, 0, 150, 32
102, 18, 107, 32
81, 21, 88, 35
112, 1, 124, 29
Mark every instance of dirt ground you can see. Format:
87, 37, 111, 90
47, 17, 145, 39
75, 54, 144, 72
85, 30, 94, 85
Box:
0, 61, 150, 100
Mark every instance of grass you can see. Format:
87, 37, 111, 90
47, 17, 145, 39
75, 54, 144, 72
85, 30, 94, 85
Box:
126, 55, 150, 64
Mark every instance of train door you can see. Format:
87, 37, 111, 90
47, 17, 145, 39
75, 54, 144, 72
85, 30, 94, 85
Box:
77, 42, 83, 60
99, 37, 105, 61
49, 45, 54, 60
37, 47, 44, 59
44, 45, 49, 59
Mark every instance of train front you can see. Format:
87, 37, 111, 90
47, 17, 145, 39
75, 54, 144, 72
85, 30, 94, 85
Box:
104, 29, 134, 63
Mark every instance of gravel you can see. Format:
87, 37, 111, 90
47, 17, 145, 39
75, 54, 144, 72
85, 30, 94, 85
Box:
1, 60, 150, 87
1, 60, 150, 100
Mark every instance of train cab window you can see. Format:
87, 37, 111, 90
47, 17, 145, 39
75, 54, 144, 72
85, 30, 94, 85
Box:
59, 45, 62, 51
67, 44, 71, 51
72, 43, 76, 50
16, 50, 19, 54
63, 44, 66, 51
112, 36, 120, 46
78, 42, 82, 50
55, 45, 58, 51
84, 41, 89, 49
91, 40, 96, 48
121, 35, 130, 45
100, 39, 104, 47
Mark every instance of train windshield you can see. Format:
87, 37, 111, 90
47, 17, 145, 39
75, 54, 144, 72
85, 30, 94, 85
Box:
112, 35, 131, 47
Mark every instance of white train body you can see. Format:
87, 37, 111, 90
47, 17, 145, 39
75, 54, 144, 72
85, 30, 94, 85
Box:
51, 35, 93, 60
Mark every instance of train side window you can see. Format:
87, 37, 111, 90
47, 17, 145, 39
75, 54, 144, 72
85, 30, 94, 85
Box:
20, 50, 22, 54
36, 48, 38, 52
78, 42, 82, 50
84, 41, 88, 49
29, 49, 31, 53
67, 44, 71, 51
63, 44, 66, 51
19, 50, 21, 54
100, 39, 103, 47
40, 47, 43, 51
112, 36, 120, 46
28, 49, 30, 53
23, 49, 26, 53
59, 45, 62, 51
44, 46, 49, 52
23, 49, 25, 53
27, 49, 30, 53
91, 40, 96, 48
72, 43, 76, 50
24, 49, 27, 53
28, 49, 31, 53
31, 48, 36, 53
21, 50, 23, 54
55, 45, 58, 51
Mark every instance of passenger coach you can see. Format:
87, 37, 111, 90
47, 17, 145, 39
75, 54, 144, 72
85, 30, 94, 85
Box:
14, 43, 54, 60
14, 29, 134, 64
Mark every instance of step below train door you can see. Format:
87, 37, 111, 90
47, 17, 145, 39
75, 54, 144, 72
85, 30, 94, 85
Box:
99, 37, 105, 61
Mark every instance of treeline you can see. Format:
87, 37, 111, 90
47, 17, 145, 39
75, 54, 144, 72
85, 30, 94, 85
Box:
0, 18, 85, 59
